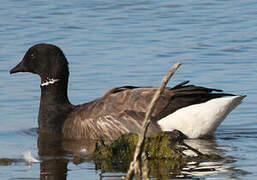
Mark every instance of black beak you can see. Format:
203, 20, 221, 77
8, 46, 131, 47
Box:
10, 60, 27, 74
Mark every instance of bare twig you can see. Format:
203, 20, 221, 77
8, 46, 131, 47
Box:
125, 62, 182, 180
141, 152, 149, 179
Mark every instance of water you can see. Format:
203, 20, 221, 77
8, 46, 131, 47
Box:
0, 0, 256, 179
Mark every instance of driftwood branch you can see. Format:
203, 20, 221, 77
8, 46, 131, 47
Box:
125, 62, 182, 180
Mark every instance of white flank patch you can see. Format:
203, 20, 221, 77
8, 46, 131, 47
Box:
23, 151, 40, 163
41, 78, 59, 86
158, 95, 246, 138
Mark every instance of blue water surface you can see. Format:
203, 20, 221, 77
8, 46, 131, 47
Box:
0, 0, 256, 179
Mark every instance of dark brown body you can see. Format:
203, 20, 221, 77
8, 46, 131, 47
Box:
62, 82, 233, 142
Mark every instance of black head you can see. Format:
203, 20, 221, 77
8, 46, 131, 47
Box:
10, 43, 69, 84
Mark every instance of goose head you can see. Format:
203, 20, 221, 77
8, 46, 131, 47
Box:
10, 43, 69, 86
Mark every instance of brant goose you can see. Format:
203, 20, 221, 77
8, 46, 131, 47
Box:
10, 44, 246, 141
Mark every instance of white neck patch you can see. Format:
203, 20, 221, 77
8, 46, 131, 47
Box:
41, 77, 59, 87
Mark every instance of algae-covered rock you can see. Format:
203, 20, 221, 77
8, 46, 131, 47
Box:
92, 133, 138, 171
0, 158, 14, 165
92, 131, 188, 172
145, 131, 187, 160
91, 130, 222, 175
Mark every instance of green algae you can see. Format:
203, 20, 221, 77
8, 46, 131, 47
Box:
0, 158, 14, 165
91, 131, 186, 172
145, 131, 186, 160
90, 131, 222, 175
91, 133, 138, 171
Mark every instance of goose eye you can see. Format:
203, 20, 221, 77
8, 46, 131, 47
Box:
30, 53, 36, 59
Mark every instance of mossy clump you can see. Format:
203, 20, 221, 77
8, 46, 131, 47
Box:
91, 131, 189, 172
145, 131, 186, 161
91, 131, 222, 174
92, 133, 138, 171
0, 158, 13, 165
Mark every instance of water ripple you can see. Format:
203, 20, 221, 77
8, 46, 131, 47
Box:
1, 0, 257, 179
